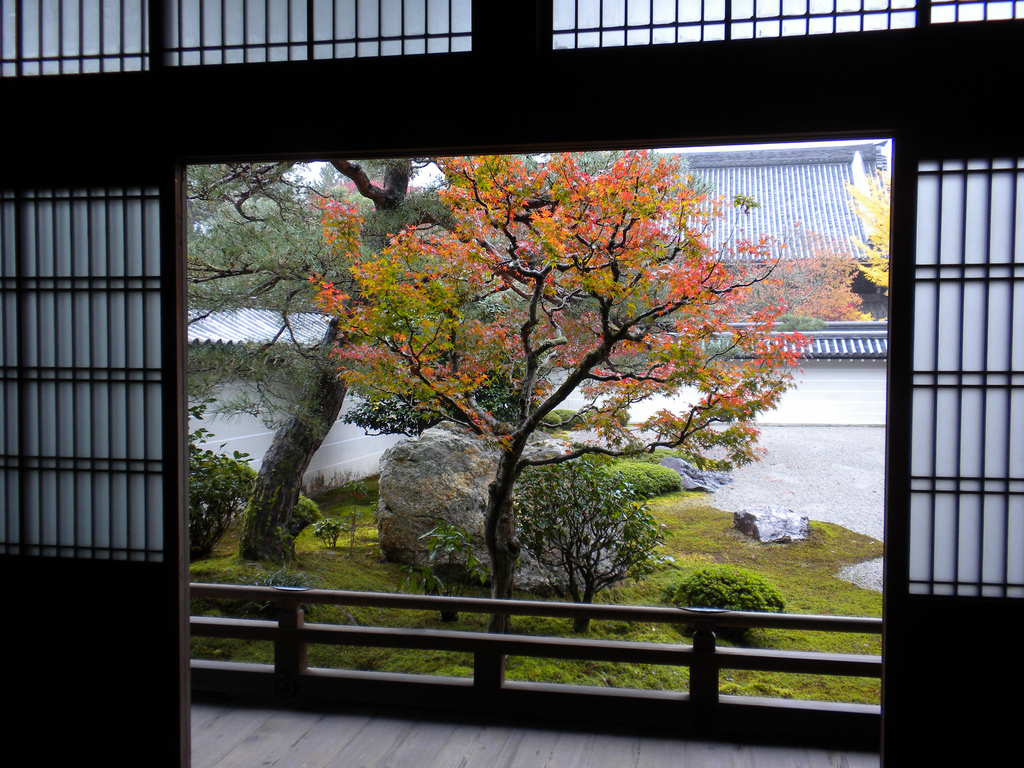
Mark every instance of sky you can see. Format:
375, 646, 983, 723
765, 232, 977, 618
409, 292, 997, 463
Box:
300, 138, 894, 187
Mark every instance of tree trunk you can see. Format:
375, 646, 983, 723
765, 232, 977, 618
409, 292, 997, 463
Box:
239, 325, 347, 561
484, 448, 523, 634
573, 585, 597, 634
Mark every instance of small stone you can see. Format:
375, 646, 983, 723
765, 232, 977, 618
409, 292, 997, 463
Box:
658, 456, 733, 493
733, 505, 810, 543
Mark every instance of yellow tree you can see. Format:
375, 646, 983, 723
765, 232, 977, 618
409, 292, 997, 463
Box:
846, 171, 890, 294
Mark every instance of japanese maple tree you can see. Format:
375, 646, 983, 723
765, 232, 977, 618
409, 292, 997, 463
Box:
735, 224, 866, 322
315, 151, 801, 632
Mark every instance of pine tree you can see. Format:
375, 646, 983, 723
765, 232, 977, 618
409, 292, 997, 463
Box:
189, 160, 441, 560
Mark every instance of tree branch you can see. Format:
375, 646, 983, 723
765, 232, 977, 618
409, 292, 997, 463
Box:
329, 159, 405, 210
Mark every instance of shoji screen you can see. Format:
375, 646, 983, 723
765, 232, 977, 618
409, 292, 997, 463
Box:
0, 187, 166, 561
551, 0, 918, 48
161, 0, 472, 65
910, 158, 1024, 598
1, 1, 472, 75
0, 0, 149, 75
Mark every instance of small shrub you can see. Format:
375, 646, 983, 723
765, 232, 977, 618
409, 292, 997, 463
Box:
627, 448, 684, 465
342, 394, 441, 436
403, 521, 488, 621
776, 313, 827, 332
605, 461, 682, 498
541, 408, 581, 429
344, 375, 518, 436
294, 495, 323, 527
312, 518, 345, 549
518, 456, 668, 632
670, 565, 786, 613
669, 565, 786, 642
337, 479, 371, 555
188, 403, 255, 559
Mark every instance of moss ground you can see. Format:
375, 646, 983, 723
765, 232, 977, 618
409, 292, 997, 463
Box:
190, 480, 883, 705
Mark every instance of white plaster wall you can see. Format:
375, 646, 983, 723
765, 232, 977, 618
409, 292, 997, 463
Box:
192, 360, 885, 491
758, 359, 887, 425
190, 398, 403, 493
562, 359, 887, 427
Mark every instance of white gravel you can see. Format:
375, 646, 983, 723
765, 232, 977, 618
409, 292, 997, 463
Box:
706, 425, 885, 592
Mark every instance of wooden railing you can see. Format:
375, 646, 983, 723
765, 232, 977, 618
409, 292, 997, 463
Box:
190, 583, 882, 746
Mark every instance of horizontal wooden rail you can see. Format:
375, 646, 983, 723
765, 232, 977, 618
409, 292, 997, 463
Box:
190, 583, 882, 632
190, 583, 882, 721
192, 615, 880, 677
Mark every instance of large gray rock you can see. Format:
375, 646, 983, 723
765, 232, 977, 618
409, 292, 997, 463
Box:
376, 423, 568, 592
733, 505, 810, 543
658, 456, 733, 493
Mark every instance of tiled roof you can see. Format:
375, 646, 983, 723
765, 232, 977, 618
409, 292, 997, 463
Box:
726, 321, 888, 360
677, 142, 888, 259
796, 322, 888, 359
188, 309, 328, 346
191, 311, 887, 361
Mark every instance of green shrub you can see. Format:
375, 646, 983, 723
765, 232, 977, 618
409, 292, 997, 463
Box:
312, 517, 345, 549
626, 448, 683, 465
294, 495, 322, 526
670, 565, 786, 613
776, 314, 827, 332
336, 479, 371, 555
517, 456, 668, 632
188, 403, 256, 559
342, 394, 441, 436
605, 461, 682, 498
541, 408, 582, 429
403, 521, 488, 621
669, 565, 786, 642
343, 375, 519, 436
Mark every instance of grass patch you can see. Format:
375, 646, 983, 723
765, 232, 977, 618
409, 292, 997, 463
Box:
190, 481, 883, 704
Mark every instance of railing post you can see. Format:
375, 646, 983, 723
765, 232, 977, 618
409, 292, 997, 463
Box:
474, 651, 506, 689
689, 621, 719, 728
274, 594, 308, 680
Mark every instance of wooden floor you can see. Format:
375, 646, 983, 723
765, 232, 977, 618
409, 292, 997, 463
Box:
191, 697, 879, 768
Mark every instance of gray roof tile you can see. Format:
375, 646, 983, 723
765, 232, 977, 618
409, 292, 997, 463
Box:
725, 321, 888, 360
190, 312, 887, 361
188, 308, 328, 346
678, 142, 888, 259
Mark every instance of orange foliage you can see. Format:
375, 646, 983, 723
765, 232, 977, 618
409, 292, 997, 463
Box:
316, 151, 802, 461
736, 226, 864, 322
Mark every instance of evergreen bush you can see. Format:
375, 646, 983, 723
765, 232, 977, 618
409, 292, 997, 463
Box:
776, 313, 827, 332
540, 408, 581, 429
188, 403, 256, 559
294, 495, 322, 527
605, 461, 682, 498
312, 518, 345, 549
518, 456, 668, 632
403, 521, 488, 621
670, 565, 786, 613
